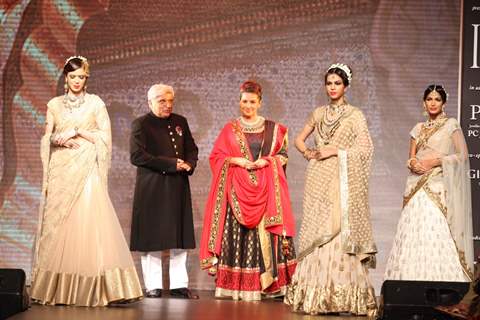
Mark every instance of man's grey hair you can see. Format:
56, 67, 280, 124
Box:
147, 84, 174, 101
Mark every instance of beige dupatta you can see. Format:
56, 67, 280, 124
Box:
297, 105, 376, 267
404, 118, 474, 278
32, 94, 112, 277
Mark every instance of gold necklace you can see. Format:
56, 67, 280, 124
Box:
319, 104, 348, 145
424, 113, 447, 129
239, 116, 265, 133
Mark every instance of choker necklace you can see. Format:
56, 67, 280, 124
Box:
424, 113, 447, 129
63, 92, 85, 112
324, 102, 347, 125
239, 116, 265, 133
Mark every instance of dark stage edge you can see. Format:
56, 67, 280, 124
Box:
8, 291, 366, 320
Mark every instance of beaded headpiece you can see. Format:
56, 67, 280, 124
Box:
431, 84, 449, 101
64, 55, 88, 66
327, 63, 352, 83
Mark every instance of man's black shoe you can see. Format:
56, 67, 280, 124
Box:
145, 289, 162, 298
170, 287, 199, 299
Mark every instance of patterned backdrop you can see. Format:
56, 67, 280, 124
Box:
0, 0, 463, 291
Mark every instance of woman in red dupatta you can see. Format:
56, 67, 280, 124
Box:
200, 81, 296, 301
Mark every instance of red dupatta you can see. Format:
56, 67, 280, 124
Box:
200, 119, 295, 269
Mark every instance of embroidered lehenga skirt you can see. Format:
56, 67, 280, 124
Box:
214, 206, 296, 301
384, 175, 470, 282
284, 234, 377, 316
31, 166, 143, 306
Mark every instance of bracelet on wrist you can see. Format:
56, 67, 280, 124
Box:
50, 134, 58, 145
406, 157, 416, 169
303, 148, 313, 160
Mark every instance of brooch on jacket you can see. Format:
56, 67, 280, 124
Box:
175, 125, 183, 136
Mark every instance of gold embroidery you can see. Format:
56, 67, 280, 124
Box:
215, 287, 262, 301
257, 217, 274, 290
416, 116, 448, 152
342, 241, 378, 259
423, 184, 447, 217
402, 168, 440, 208
285, 282, 378, 317
403, 168, 473, 279
275, 155, 288, 166
216, 261, 296, 273
297, 233, 338, 261
274, 131, 288, 165
297, 108, 376, 261
457, 250, 474, 280
34, 96, 112, 272
423, 183, 474, 280
208, 160, 230, 251
265, 158, 283, 228
231, 120, 258, 185
200, 256, 219, 269
31, 266, 143, 306
423, 183, 472, 278
230, 187, 244, 224
269, 123, 279, 156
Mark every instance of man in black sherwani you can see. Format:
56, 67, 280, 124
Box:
130, 84, 198, 299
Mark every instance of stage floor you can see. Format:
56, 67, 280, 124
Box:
8, 291, 366, 320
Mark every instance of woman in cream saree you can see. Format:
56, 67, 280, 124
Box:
285, 64, 377, 317
384, 85, 473, 282
30, 57, 143, 306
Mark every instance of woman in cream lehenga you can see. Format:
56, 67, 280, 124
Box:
30, 56, 143, 306
384, 84, 473, 283
285, 64, 377, 317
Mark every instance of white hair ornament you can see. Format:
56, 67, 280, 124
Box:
64, 55, 88, 66
327, 63, 352, 84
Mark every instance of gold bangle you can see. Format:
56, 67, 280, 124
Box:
303, 148, 313, 160
406, 157, 416, 169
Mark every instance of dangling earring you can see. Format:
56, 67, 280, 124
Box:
422, 104, 428, 117
441, 104, 446, 115
64, 82, 69, 94
83, 85, 87, 92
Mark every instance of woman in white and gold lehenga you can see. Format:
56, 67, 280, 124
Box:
285, 64, 377, 317
384, 84, 473, 283
30, 56, 143, 306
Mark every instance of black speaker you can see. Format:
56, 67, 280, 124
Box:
0, 269, 29, 320
379, 280, 470, 320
